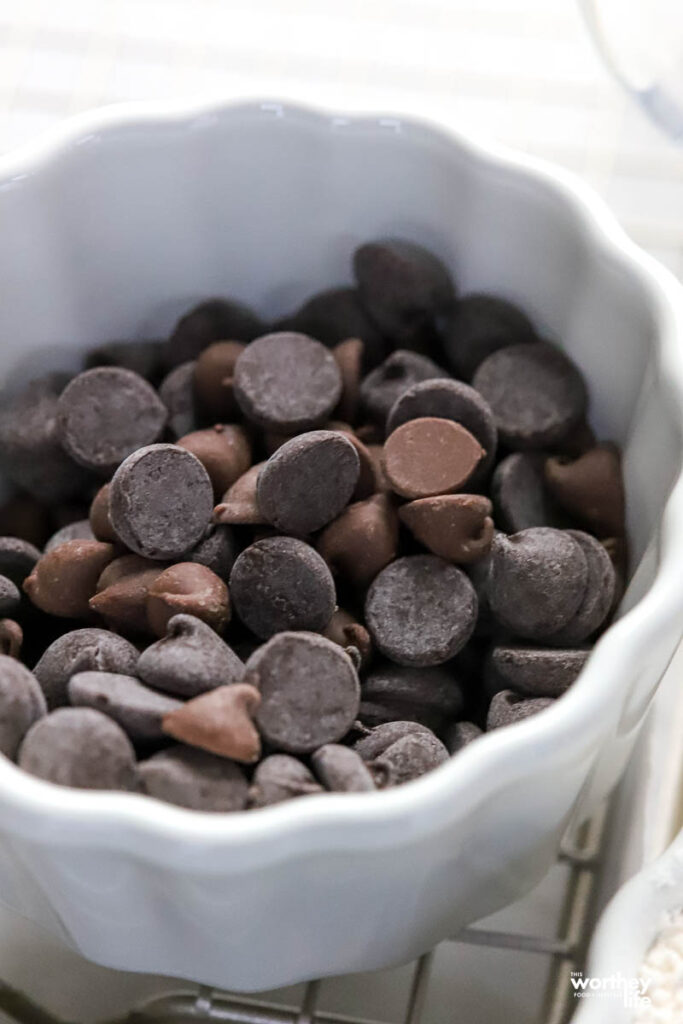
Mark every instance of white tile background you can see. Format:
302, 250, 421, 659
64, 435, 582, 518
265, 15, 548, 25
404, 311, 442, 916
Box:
1, 0, 683, 276
0, 3, 682, 1022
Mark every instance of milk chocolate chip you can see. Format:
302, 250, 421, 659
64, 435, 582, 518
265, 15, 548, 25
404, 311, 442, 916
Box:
177, 425, 252, 499
162, 683, 261, 763
545, 443, 625, 537
193, 341, 246, 421
399, 494, 494, 564
89, 554, 164, 634
23, 540, 116, 618
213, 462, 267, 526
317, 493, 399, 588
146, 563, 230, 637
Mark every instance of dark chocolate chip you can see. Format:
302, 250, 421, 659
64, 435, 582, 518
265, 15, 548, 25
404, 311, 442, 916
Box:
0, 575, 21, 617
443, 720, 482, 754
487, 528, 588, 641
353, 239, 455, 342
33, 627, 140, 709
365, 555, 477, 666
360, 662, 464, 732
0, 537, 41, 586
492, 453, 559, 533
193, 341, 246, 421
0, 619, 23, 659
276, 286, 386, 366
398, 494, 494, 564
487, 645, 589, 698
473, 342, 587, 449
177, 425, 252, 499
162, 683, 261, 764
311, 744, 376, 792
139, 745, 248, 811
0, 655, 46, 758
19, 707, 139, 790
233, 332, 342, 432
137, 613, 244, 698
44, 519, 95, 553
257, 430, 359, 534
56, 367, 167, 475
185, 524, 236, 580
486, 690, 554, 730
165, 298, 265, 369
317, 493, 399, 588
249, 754, 323, 806
387, 378, 498, 481
359, 350, 447, 427
85, 339, 164, 382
23, 540, 116, 618
547, 531, 615, 644
354, 720, 437, 761
68, 671, 182, 742
247, 631, 360, 754
230, 537, 335, 639
0, 494, 51, 549
158, 361, 198, 438
0, 375, 90, 502
545, 443, 625, 537
109, 443, 214, 559
443, 294, 536, 380
369, 729, 449, 786
383, 418, 484, 500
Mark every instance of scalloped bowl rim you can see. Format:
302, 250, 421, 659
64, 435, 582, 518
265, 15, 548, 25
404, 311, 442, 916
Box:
1, 98, 682, 859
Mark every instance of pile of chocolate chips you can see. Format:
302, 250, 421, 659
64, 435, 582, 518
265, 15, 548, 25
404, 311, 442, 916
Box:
0, 239, 627, 812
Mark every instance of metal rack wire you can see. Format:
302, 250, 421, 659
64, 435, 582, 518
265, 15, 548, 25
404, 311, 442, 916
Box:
0, 805, 608, 1024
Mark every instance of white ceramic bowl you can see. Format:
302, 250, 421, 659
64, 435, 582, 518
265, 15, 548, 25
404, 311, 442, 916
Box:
0, 99, 682, 993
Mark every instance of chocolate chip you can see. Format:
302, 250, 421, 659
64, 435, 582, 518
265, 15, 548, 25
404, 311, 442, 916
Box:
486, 690, 554, 730
234, 333, 342, 432
332, 338, 364, 423
0, 656, 46, 758
247, 632, 360, 753
89, 554, 164, 635
443, 720, 482, 754
146, 563, 230, 637
213, 462, 267, 526
19, 707, 138, 790
545, 443, 625, 537
56, 367, 167, 475
399, 494, 494, 564
165, 298, 265, 369
230, 537, 335, 639
276, 286, 386, 366
443, 294, 536, 380
0, 575, 21, 616
0, 375, 90, 503
359, 662, 464, 732
33, 628, 140, 709
177, 425, 252, 499
547, 531, 615, 644
353, 239, 455, 343
354, 720, 436, 761
109, 443, 214, 559
492, 453, 559, 533
68, 671, 182, 742
137, 614, 243, 698
365, 555, 477, 666
44, 519, 95, 553
473, 342, 587, 450
322, 609, 373, 669
23, 540, 116, 618
185, 524, 236, 580
311, 744, 376, 792
383, 417, 484, 499
162, 683, 261, 763
248, 754, 323, 807
359, 350, 446, 426
89, 483, 118, 543
487, 528, 588, 641
256, 430, 359, 534
139, 745, 248, 811
85, 339, 164, 381
317, 493, 399, 588
158, 361, 198, 438
487, 645, 589, 698
193, 341, 246, 421
0, 619, 23, 659
369, 729, 449, 786
0, 537, 41, 586
387, 378, 498, 481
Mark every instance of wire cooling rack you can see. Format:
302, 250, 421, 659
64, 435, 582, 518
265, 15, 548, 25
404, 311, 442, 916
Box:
0, 805, 608, 1024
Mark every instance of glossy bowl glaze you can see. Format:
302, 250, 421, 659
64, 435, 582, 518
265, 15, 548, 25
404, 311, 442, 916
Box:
0, 100, 682, 991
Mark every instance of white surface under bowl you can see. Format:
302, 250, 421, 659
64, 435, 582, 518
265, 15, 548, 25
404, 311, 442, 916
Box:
0, 99, 683, 993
